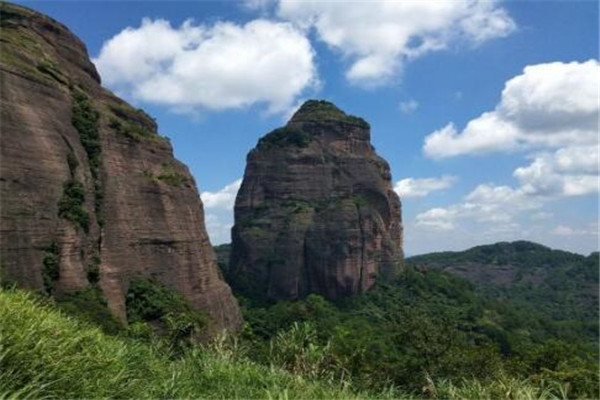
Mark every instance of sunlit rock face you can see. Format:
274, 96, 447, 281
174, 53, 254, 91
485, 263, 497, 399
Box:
230, 100, 404, 301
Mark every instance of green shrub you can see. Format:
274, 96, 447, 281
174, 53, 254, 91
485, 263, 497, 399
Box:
56, 287, 122, 335
36, 60, 68, 85
156, 163, 188, 187
292, 100, 370, 128
87, 253, 100, 284
41, 242, 60, 294
71, 89, 100, 176
66, 151, 78, 174
57, 180, 90, 232
257, 126, 313, 149
0, 288, 380, 399
71, 88, 103, 225
109, 117, 152, 141
126, 279, 207, 351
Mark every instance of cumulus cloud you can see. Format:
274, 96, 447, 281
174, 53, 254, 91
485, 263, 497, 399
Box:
276, 0, 515, 86
551, 224, 598, 237
204, 213, 233, 245
415, 184, 543, 231
399, 99, 419, 114
94, 18, 317, 113
515, 146, 599, 197
201, 179, 243, 245
424, 60, 600, 158
394, 175, 456, 198
200, 179, 242, 209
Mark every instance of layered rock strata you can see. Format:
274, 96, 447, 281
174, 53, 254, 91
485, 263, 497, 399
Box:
230, 100, 403, 301
0, 3, 240, 333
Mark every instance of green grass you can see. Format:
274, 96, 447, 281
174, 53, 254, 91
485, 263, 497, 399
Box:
0, 288, 393, 399
109, 117, 153, 141
156, 163, 188, 187
0, 287, 585, 399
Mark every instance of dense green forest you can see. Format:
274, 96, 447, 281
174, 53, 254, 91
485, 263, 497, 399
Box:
1, 241, 598, 399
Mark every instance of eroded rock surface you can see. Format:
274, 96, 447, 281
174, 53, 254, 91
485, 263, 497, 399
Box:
0, 3, 240, 333
230, 100, 403, 301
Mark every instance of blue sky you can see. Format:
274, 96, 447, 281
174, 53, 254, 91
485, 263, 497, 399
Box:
20, 0, 599, 255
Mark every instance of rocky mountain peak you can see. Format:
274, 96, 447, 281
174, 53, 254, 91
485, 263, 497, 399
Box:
230, 101, 403, 302
288, 100, 368, 127
0, 2, 240, 335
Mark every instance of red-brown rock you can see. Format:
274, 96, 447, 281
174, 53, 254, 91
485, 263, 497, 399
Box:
0, 2, 240, 333
230, 100, 403, 301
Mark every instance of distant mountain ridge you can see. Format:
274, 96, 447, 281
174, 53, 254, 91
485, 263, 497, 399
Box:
407, 240, 597, 287
407, 241, 598, 333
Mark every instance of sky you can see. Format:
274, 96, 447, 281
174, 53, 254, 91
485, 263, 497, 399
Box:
19, 0, 599, 255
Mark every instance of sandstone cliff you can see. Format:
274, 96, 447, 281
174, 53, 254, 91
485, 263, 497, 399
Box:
0, 3, 240, 332
230, 100, 403, 301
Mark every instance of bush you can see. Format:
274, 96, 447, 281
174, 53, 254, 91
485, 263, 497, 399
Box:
109, 117, 152, 141
41, 242, 60, 294
292, 100, 370, 128
126, 279, 208, 351
156, 163, 188, 187
87, 253, 100, 284
257, 127, 313, 149
0, 288, 374, 399
71, 89, 100, 176
56, 287, 122, 335
57, 180, 90, 232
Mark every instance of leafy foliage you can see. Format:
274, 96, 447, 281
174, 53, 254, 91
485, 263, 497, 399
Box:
36, 60, 68, 85
41, 242, 60, 294
0, 288, 380, 400
241, 267, 599, 398
156, 163, 188, 187
57, 180, 89, 232
257, 126, 313, 149
291, 100, 370, 128
407, 241, 599, 343
87, 253, 100, 284
126, 279, 207, 351
71, 88, 104, 225
56, 287, 122, 334
71, 89, 101, 177
109, 117, 152, 141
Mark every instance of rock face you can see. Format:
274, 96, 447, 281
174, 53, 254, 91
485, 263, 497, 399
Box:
230, 100, 403, 301
0, 3, 240, 333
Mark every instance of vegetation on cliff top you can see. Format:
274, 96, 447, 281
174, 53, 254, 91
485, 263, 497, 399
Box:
256, 100, 369, 150
290, 100, 370, 128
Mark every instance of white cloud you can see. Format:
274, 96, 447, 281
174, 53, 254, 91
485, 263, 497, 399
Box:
276, 0, 515, 86
94, 18, 317, 113
416, 208, 456, 230
201, 179, 243, 245
515, 146, 599, 197
551, 224, 598, 237
205, 213, 233, 245
424, 60, 600, 158
399, 99, 419, 114
415, 183, 543, 231
201, 179, 242, 210
394, 175, 455, 198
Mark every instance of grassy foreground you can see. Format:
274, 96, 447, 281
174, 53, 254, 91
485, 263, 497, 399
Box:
0, 288, 578, 399
0, 288, 378, 400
